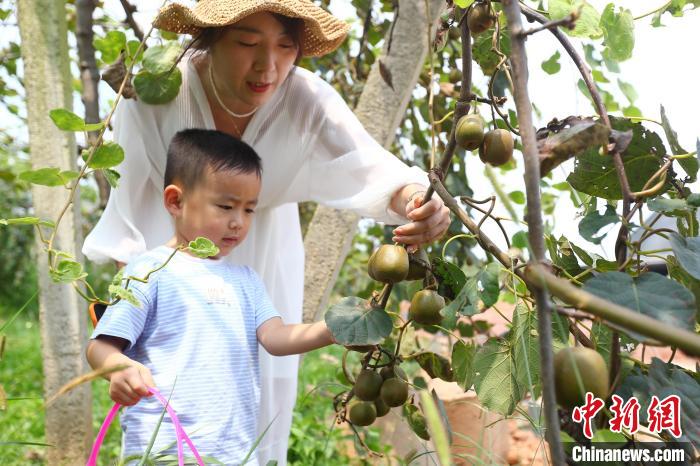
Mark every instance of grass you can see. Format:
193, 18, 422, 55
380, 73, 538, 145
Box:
0, 311, 357, 465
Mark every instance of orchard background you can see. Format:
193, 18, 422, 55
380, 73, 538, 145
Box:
1, 0, 699, 464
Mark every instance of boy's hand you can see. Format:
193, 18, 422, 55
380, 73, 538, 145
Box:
108, 361, 155, 406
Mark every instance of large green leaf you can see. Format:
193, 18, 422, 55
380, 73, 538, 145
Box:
432, 257, 466, 300
600, 4, 634, 62
567, 117, 667, 200
578, 205, 618, 245
548, 0, 603, 39
669, 233, 700, 281
618, 359, 700, 451
142, 42, 182, 75
451, 340, 476, 390
49, 108, 103, 132
510, 304, 540, 394
583, 272, 696, 333
660, 105, 697, 181
473, 339, 521, 415
647, 197, 689, 215
324, 297, 393, 346
87, 142, 125, 169
411, 352, 454, 382
133, 68, 182, 105
666, 256, 700, 323
19, 167, 75, 187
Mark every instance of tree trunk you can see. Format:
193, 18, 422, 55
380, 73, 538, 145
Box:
302, 0, 445, 323
17, 1, 92, 463
76, 0, 110, 209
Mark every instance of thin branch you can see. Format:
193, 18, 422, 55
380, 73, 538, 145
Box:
119, 0, 145, 42
520, 12, 578, 36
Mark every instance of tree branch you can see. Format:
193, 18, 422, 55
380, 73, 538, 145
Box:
501, 3, 565, 462
119, 0, 144, 42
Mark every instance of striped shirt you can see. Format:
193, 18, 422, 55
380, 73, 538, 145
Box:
91, 246, 280, 465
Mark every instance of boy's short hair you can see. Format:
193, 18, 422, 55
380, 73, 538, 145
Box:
164, 129, 262, 190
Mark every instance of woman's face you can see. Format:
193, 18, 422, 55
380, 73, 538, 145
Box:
209, 12, 299, 112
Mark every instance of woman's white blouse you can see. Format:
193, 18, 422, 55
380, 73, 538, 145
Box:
82, 57, 427, 464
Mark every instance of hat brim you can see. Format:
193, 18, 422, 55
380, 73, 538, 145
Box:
153, 1, 349, 57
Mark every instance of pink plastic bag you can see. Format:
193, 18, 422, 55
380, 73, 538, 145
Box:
87, 387, 204, 466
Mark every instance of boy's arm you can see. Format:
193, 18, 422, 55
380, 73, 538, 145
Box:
256, 317, 335, 356
86, 336, 155, 405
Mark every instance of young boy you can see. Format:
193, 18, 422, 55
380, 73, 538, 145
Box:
86, 129, 335, 464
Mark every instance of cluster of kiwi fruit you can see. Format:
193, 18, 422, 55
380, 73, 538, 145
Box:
347, 364, 410, 426
367, 245, 446, 325
455, 113, 514, 167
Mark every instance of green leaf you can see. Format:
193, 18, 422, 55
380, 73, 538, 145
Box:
619, 358, 700, 451
666, 256, 700, 324
600, 4, 635, 62
49, 260, 87, 283
567, 117, 667, 200
187, 237, 219, 258
411, 352, 453, 382
545, 234, 584, 277
647, 197, 689, 215
402, 404, 430, 440
108, 284, 142, 308
87, 142, 124, 169
510, 303, 540, 394
590, 322, 637, 367
541, 51, 561, 75
142, 42, 182, 75
508, 191, 525, 204
471, 26, 511, 76
669, 233, 700, 281
477, 262, 500, 308
133, 68, 182, 105
617, 79, 637, 105
103, 169, 121, 188
512, 231, 529, 250
49, 108, 103, 132
19, 167, 65, 187
432, 258, 466, 300
660, 105, 697, 181
548, 0, 603, 39
93, 30, 126, 64
324, 297, 393, 346
441, 275, 478, 318
578, 205, 618, 245
473, 339, 521, 415
583, 272, 696, 333
451, 340, 476, 390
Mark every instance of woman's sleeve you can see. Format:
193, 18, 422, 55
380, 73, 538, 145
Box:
303, 78, 429, 225
82, 100, 160, 264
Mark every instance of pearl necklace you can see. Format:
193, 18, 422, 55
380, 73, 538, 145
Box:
208, 62, 259, 120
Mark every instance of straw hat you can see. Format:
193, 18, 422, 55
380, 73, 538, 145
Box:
153, 0, 350, 57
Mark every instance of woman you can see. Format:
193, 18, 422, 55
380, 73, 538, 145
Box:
83, 0, 450, 463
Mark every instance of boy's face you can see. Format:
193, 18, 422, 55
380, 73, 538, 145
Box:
166, 167, 261, 259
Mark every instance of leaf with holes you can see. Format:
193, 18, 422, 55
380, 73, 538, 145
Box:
108, 284, 142, 308
324, 297, 393, 346
49, 260, 87, 283
403, 404, 430, 440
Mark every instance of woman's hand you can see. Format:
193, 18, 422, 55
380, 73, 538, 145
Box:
391, 188, 450, 252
